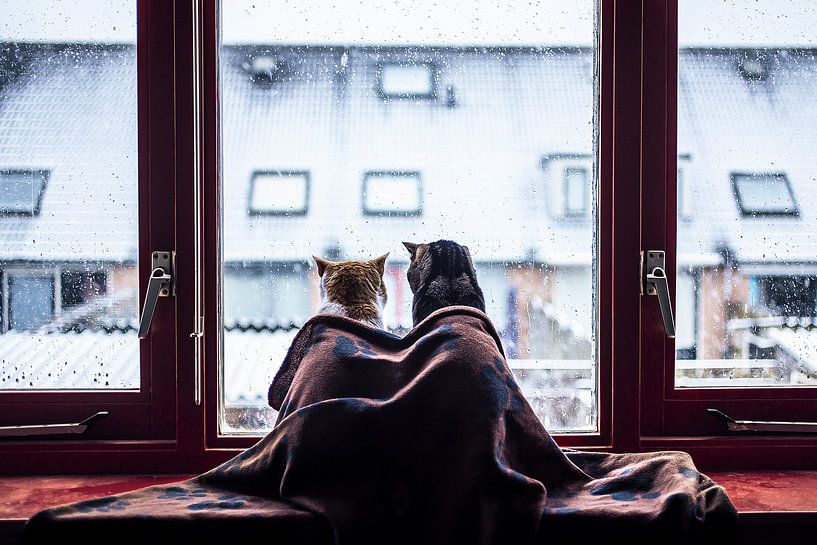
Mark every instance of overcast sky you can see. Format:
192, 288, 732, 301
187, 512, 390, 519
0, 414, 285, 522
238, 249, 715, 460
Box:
0, 0, 815, 47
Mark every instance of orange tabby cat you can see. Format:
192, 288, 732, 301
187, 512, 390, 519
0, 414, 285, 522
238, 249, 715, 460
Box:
313, 253, 389, 328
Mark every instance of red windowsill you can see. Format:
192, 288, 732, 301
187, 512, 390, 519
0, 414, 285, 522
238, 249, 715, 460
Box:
1, 472, 815, 544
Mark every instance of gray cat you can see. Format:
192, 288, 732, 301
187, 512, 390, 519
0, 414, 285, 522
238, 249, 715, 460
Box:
402, 240, 486, 326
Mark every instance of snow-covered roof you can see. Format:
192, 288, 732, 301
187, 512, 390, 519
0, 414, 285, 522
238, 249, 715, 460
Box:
0, 44, 137, 262
0, 329, 297, 403
2, 44, 817, 266
677, 49, 817, 265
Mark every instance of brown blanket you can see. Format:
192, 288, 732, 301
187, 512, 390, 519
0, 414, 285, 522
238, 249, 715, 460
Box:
22, 306, 736, 545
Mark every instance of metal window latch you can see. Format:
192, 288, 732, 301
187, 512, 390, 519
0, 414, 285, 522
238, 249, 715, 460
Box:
641, 249, 676, 338
707, 408, 817, 434
0, 411, 108, 438
138, 251, 176, 339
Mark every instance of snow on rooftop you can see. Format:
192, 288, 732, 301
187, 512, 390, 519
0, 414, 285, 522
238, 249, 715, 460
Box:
0, 329, 300, 404
1, 44, 817, 264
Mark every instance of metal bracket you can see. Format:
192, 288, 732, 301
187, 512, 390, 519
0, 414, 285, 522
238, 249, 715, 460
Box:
641, 250, 676, 338
0, 411, 108, 438
152, 250, 176, 297
138, 251, 175, 338
707, 408, 817, 434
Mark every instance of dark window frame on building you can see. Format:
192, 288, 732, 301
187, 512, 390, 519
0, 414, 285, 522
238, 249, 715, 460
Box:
361, 170, 423, 217
731, 172, 799, 217
247, 170, 310, 216
376, 61, 437, 100
0, 169, 49, 216
60, 269, 108, 309
757, 275, 817, 318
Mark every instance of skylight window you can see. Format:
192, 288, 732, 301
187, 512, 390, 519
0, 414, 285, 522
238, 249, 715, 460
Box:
378, 63, 436, 99
249, 171, 309, 216
731, 172, 798, 217
0, 170, 48, 215
362, 171, 422, 216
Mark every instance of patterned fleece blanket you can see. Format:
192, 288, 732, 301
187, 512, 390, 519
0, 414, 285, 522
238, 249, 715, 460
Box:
22, 306, 736, 545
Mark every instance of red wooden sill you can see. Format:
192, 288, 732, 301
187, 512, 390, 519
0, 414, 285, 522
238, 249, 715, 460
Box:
0, 472, 815, 545
0, 474, 191, 545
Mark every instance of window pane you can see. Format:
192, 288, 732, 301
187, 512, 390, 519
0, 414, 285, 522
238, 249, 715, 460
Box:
0, 1, 139, 390
220, 0, 598, 433
676, 0, 817, 387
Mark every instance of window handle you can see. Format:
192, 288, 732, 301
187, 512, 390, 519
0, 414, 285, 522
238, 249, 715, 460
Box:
707, 408, 817, 434
138, 251, 175, 339
0, 411, 108, 438
641, 250, 676, 338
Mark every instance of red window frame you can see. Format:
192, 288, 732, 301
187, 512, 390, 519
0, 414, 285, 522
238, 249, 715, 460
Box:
636, 0, 817, 468
1, 0, 815, 474
0, 0, 214, 474
200, 0, 618, 451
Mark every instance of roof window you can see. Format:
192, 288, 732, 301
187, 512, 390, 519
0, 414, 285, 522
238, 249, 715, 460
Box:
0, 170, 48, 216
362, 171, 422, 216
378, 63, 436, 99
732, 172, 798, 217
249, 171, 309, 216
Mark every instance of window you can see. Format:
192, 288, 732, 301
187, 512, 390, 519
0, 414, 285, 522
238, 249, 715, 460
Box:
563, 167, 588, 216
757, 276, 817, 318
60, 269, 108, 309
0, 0, 179, 449
249, 171, 309, 215
0, 170, 48, 215
541, 155, 593, 218
4, 0, 816, 473
6, 273, 54, 331
731, 173, 798, 217
378, 63, 436, 99
362, 171, 422, 216
643, 0, 817, 441
219, 0, 599, 438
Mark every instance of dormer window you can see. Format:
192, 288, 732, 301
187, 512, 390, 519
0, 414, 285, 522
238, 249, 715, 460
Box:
362, 171, 422, 216
0, 170, 49, 216
731, 172, 798, 217
378, 63, 436, 99
248, 171, 309, 216
540, 154, 592, 219
563, 167, 588, 216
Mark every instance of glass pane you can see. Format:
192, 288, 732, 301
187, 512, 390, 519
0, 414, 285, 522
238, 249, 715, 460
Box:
676, 0, 817, 387
0, 1, 139, 390
220, 0, 598, 433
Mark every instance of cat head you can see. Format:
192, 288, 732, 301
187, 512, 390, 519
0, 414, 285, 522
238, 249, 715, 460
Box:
313, 253, 389, 312
402, 240, 475, 293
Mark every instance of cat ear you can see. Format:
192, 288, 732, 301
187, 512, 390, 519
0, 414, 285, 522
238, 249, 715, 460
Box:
313, 256, 332, 277
402, 242, 419, 257
371, 252, 389, 276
